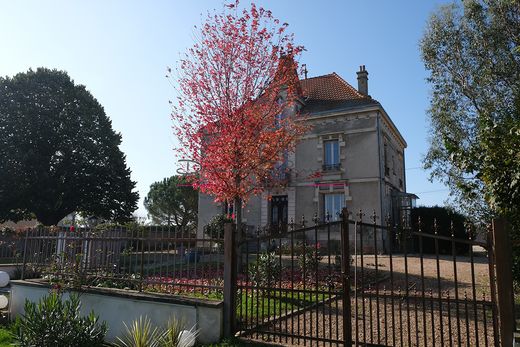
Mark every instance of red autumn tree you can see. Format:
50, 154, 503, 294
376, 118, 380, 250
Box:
170, 1, 307, 228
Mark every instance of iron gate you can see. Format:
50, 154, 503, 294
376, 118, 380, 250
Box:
234, 216, 349, 345
228, 209, 501, 346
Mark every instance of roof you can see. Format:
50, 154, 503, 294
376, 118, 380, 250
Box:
299, 72, 379, 114
298, 72, 407, 148
300, 72, 364, 100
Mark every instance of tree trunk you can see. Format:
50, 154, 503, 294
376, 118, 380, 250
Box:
234, 195, 243, 272
234, 196, 242, 232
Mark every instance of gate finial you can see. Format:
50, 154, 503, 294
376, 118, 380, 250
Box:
312, 212, 319, 225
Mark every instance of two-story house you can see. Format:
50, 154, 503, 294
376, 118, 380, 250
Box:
197, 65, 414, 251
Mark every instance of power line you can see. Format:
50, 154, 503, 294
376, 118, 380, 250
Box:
414, 189, 450, 194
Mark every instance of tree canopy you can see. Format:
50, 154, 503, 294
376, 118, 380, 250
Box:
421, 0, 520, 222
0, 68, 139, 225
170, 1, 307, 225
144, 175, 198, 228
421, 0, 520, 281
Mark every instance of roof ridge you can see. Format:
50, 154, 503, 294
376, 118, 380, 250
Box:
299, 73, 335, 81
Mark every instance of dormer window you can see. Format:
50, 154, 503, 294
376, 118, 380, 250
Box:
323, 139, 340, 171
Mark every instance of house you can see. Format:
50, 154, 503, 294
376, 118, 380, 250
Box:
197, 65, 415, 251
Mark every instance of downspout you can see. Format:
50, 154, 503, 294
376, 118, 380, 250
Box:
376, 111, 386, 251
402, 149, 407, 193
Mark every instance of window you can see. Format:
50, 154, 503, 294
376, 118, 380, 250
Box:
323, 140, 340, 171
273, 150, 289, 181
324, 193, 345, 221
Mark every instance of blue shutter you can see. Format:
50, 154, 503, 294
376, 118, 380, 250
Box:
332, 141, 339, 165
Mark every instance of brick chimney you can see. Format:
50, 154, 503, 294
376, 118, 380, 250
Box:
357, 65, 368, 96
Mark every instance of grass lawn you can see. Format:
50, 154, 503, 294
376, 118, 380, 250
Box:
0, 327, 14, 347
237, 289, 328, 320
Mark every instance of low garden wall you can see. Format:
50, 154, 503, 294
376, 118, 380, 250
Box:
10, 280, 223, 344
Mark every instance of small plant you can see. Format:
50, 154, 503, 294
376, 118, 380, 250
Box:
248, 251, 281, 287
116, 316, 162, 347
298, 243, 323, 281
14, 293, 107, 347
160, 318, 199, 347
116, 316, 199, 347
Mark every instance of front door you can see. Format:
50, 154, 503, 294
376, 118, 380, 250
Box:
270, 195, 288, 232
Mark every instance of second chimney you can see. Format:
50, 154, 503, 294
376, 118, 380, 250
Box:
357, 65, 368, 96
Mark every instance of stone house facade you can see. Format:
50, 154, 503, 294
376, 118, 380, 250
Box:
197, 66, 413, 251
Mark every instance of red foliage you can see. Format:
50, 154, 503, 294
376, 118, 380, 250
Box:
171, 1, 307, 206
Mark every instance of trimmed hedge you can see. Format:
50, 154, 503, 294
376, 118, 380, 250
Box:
411, 206, 470, 255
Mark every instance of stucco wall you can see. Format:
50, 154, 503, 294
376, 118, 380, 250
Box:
10, 281, 222, 344
197, 193, 222, 238
344, 131, 379, 179
196, 107, 406, 253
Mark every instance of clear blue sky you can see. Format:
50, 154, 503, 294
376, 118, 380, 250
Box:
0, 0, 453, 218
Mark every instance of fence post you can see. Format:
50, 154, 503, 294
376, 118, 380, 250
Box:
223, 222, 237, 338
21, 229, 30, 280
492, 218, 514, 347
340, 208, 352, 347
139, 233, 145, 292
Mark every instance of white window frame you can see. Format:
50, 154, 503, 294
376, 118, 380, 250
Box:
324, 139, 340, 169
323, 193, 345, 221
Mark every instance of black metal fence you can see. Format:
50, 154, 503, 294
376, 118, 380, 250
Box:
12, 211, 513, 346
226, 210, 502, 347
235, 219, 346, 345
21, 226, 225, 297
345, 214, 498, 347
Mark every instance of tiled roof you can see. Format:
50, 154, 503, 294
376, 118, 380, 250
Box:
299, 72, 379, 114
300, 72, 364, 100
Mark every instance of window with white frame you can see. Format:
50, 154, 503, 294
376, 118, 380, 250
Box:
324, 193, 345, 221
323, 140, 340, 171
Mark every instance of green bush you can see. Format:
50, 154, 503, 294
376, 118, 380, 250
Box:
411, 206, 470, 254
248, 252, 281, 287
203, 214, 232, 240
14, 293, 107, 347
298, 243, 322, 280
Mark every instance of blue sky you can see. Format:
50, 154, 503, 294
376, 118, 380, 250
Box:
0, 0, 453, 217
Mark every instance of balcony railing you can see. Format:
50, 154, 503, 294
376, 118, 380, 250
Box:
322, 163, 341, 171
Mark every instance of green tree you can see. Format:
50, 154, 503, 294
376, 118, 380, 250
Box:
421, 1, 520, 279
144, 175, 198, 228
0, 68, 139, 225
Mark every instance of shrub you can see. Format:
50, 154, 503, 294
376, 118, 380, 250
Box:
411, 206, 470, 254
15, 293, 107, 347
203, 214, 232, 240
116, 316, 162, 347
116, 316, 199, 347
248, 252, 281, 287
298, 243, 323, 281
160, 318, 199, 347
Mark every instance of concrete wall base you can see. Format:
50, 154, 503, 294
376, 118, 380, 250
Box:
10, 280, 222, 344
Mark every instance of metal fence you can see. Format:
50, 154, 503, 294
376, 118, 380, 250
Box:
12, 212, 514, 346
0, 230, 23, 264
225, 211, 504, 347
234, 219, 346, 345
21, 226, 225, 297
